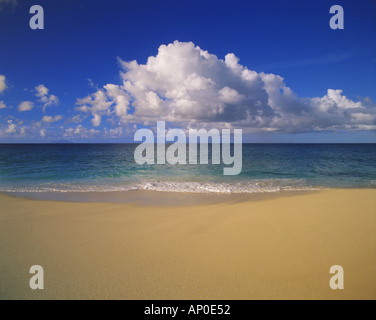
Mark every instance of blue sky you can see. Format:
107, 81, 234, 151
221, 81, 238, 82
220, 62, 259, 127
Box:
0, 0, 375, 142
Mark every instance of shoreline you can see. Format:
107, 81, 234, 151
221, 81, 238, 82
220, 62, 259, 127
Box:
2, 189, 322, 206
0, 189, 375, 299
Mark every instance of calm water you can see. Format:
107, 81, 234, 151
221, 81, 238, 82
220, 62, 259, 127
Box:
0, 144, 375, 193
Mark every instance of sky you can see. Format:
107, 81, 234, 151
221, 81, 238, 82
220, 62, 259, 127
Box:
0, 0, 375, 143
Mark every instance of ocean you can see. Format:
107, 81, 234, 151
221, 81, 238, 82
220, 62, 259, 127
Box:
0, 144, 375, 193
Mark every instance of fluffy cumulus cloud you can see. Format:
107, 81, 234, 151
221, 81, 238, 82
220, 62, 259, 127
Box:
35, 84, 59, 112
0, 74, 7, 93
18, 101, 34, 112
0, 101, 6, 109
76, 41, 376, 133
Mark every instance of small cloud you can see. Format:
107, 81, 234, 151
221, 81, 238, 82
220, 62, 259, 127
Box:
5, 120, 16, 134
19, 126, 26, 137
0, 75, 7, 93
35, 84, 49, 97
40, 129, 46, 137
71, 114, 84, 123
41, 115, 63, 123
64, 125, 99, 138
75, 84, 129, 126
88, 78, 96, 88
18, 101, 34, 112
0, 101, 6, 109
35, 84, 59, 112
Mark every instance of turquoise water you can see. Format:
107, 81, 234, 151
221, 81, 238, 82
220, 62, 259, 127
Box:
0, 144, 375, 193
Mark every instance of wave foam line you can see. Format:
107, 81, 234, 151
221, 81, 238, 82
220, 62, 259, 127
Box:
0, 179, 325, 194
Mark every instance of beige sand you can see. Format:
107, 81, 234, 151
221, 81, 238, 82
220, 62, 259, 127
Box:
0, 189, 375, 300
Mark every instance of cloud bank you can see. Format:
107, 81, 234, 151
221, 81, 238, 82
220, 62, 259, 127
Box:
76, 41, 376, 133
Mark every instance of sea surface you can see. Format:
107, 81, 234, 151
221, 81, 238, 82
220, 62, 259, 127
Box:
0, 144, 375, 193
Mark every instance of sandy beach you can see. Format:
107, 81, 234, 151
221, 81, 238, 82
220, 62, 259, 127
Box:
0, 189, 375, 300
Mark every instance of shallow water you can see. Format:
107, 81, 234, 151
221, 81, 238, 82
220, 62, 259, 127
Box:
0, 143, 375, 193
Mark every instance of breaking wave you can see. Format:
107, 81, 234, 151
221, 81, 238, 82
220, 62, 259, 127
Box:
0, 179, 325, 194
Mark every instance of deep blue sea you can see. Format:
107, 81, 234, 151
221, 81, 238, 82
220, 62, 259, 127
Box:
0, 144, 375, 193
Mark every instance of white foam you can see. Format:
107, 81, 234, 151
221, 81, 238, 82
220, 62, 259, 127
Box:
0, 179, 325, 194
138, 180, 324, 193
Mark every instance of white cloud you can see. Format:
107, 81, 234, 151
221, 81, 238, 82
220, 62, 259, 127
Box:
76, 85, 127, 126
5, 120, 16, 134
72, 115, 84, 123
35, 84, 49, 97
18, 101, 34, 112
219, 86, 244, 104
35, 84, 59, 112
64, 125, 99, 138
0, 119, 27, 138
19, 126, 26, 137
40, 129, 46, 137
0, 101, 6, 109
75, 41, 375, 133
104, 127, 124, 138
0, 75, 7, 93
41, 115, 63, 123
104, 84, 129, 117
91, 114, 102, 127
